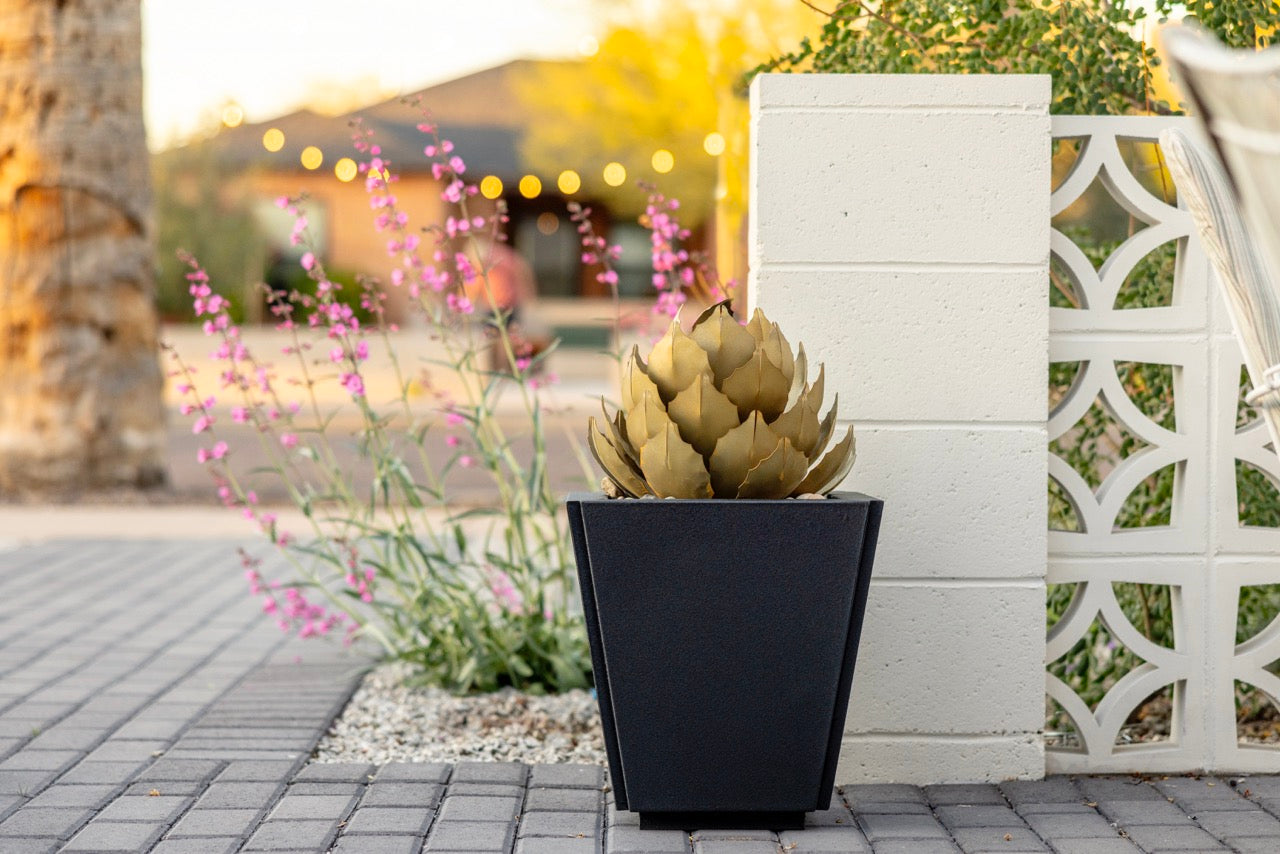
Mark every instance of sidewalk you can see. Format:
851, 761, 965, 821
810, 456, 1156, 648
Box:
2, 539, 1280, 853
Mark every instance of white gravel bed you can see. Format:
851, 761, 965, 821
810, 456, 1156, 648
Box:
311, 663, 607, 765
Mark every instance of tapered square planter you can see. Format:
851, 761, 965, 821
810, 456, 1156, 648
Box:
566, 491, 883, 830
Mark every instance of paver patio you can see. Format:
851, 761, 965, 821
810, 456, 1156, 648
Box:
2, 539, 1280, 853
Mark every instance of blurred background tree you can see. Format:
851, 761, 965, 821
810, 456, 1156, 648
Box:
516, 0, 823, 290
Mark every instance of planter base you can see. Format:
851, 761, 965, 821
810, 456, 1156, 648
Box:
639, 811, 805, 831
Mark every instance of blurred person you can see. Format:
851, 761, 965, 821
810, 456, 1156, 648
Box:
463, 240, 550, 375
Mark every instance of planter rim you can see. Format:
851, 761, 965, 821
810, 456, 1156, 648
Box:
567, 490, 877, 505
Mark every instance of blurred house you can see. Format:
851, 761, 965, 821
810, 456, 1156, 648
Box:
170, 60, 668, 332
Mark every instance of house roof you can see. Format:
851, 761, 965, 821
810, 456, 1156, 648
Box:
194, 59, 582, 181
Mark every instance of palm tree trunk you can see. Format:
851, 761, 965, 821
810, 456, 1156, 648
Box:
0, 0, 167, 495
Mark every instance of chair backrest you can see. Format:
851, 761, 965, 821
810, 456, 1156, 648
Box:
1163, 26, 1280, 310
1160, 127, 1280, 449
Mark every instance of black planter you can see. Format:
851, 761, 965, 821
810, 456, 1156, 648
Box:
566, 491, 883, 831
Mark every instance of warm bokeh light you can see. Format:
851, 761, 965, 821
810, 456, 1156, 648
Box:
480, 175, 504, 199
703, 132, 726, 156
519, 175, 542, 198
221, 104, 243, 128
334, 157, 358, 182
557, 170, 581, 194
603, 161, 626, 187
536, 212, 560, 235
577, 35, 599, 57
262, 128, 285, 152
300, 146, 324, 170
651, 149, 674, 174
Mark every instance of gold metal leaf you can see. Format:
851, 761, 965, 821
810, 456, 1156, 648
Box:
745, 308, 795, 385
645, 321, 712, 402
625, 390, 667, 451
807, 394, 840, 463
769, 386, 822, 457
689, 302, 756, 385
737, 437, 810, 499
602, 402, 643, 470
666, 374, 742, 457
708, 412, 783, 498
787, 343, 808, 408
807, 364, 825, 415
588, 417, 649, 497
792, 425, 856, 496
720, 348, 790, 422
638, 422, 713, 498
621, 346, 661, 413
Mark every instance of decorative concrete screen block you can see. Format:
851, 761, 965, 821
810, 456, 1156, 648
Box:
1044, 117, 1280, 775
749, 73, 1051, 784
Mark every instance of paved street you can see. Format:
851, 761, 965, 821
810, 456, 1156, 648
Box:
2, 539, 1280, 852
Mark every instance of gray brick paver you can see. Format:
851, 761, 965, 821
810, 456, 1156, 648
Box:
528, 764, 604, 789
427, 819, 517, 851
452, 762, 528, 786
1076, 777, 1166, 802
332, 835, 423, 853
438, 794, 523, 822
242, 817, 342, 850
1022, 809, 1119, 838
362, 781, 444, 808
293, 762, 374, 783
605, 824, 692, 853
1193, 808, 1280, 837
450, 782, 527, 797
1117, 823, 1227, 850
149, 838, 242, 854
934, 804, 1025, 828
524, 787, 603, 812
1229, 839, 1280, 854
925, 783, 1006, 806
803, 800, 856, 827
1046, 840, 1140, 854
283, 781, 362, 796
0, 806, 91, 838
0, 750, 82, 772
217, 760, 301, 782
375, 762, 452, 783
950, 826, 1049, 851
166, 807, 263, 837
63, 819, 166, 851
780, 826, 871, 852
518, 838, 602, 853
57, 759, 148, 785
867, 840, 959, 853
0, 837, 59, 854
196, 780, 284, 809
268, 792, 359, 821
858, 812, 951, 841
343, 805, 436, 834
692, 842, 779, 854
25, 784, 118, 808
1097, 800, 1195, 825
94, 794, 191, 822
519, 809, 600, 837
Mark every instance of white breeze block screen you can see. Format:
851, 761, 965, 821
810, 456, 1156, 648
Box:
749, 73, 1051, 784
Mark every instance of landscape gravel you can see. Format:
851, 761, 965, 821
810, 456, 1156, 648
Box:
312, 662, 607, 765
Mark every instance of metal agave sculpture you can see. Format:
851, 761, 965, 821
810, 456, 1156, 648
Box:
588, 302, 855, 499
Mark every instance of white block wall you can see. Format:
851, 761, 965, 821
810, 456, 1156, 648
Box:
750, 74, 1051, 784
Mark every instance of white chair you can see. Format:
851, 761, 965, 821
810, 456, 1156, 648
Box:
1160, 127, 1280, 449
1163, 26, 1280, 439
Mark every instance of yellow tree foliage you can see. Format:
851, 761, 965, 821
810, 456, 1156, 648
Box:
514, 1, 821, 285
